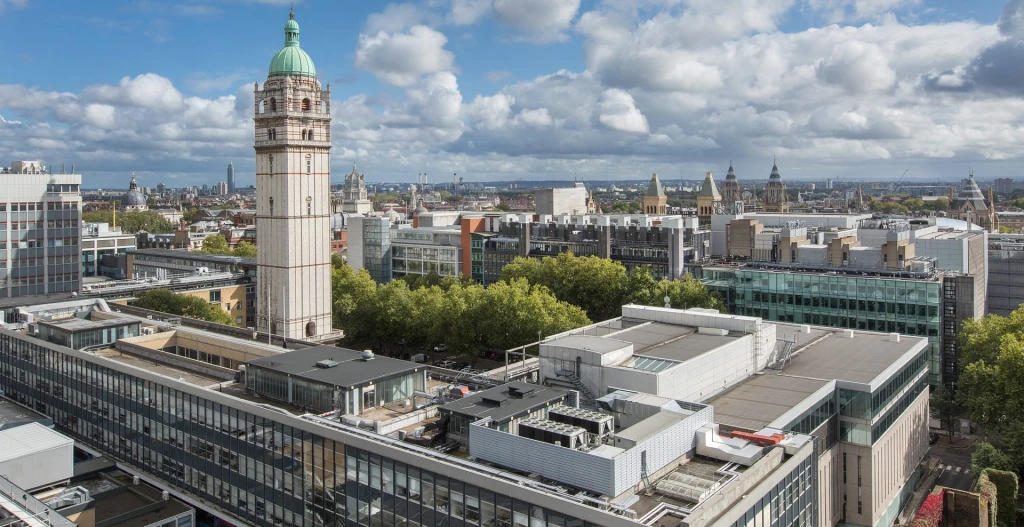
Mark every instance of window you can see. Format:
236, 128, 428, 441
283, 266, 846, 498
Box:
306, 155, 312, 175
306, 196, 313, 216
269, 197, 274, 216
301, 130, 307, 141
302, 98, 311, 111
307, 129, 314, 141
268, 155, 273, 176
209, 290, 221, 302
270, 98, 277, 111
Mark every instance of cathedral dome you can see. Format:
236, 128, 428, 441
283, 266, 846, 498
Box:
122, 174, 146, 208
269, 12, 316, 77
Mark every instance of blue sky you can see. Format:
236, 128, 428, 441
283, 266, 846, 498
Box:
0, 0, 1021, 188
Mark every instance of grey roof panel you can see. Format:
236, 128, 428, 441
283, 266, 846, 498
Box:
440, 382, 568, 423
246, 346, 423, 389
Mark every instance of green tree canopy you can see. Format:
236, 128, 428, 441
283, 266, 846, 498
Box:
233, 241, 257, 258
923, 197, 949, 211
82, 210, 175, 234
500, 252, 725, 320
201, 234, 232, 255
972, 442, 1015, 474
133, 288, 234, 326
958, 305, 1024, 471
330, 261, 589, 354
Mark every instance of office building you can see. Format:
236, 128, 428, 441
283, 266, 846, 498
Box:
535, 186, 587, 216
81, 222, 136, 279
347, 215, 394, 283
254, 11, 335, 341
699, 214, 985, 389
482, 214, 704, 284
216, 181, 229, 196
0, 160, 82, 298
993, 177, 1012, 194
340, 163, 373, 215
987, 233, 1024, 316
0, 296, 931, 527
227, 161, 235, 193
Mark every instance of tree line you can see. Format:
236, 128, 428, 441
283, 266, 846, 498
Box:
201, 234, 257, 257
332, 252, 725, 354
82, 210, 175, 234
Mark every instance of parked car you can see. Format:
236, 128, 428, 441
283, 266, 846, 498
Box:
410, 353, 429, 364
433, 344, 449, 353
434, 359, 457, 369
929, 432, 940, 445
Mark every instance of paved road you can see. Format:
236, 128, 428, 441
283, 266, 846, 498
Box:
929, 433, 976, 491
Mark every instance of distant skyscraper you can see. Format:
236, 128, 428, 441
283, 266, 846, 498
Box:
226, 162, 235, 193
0, 160, 81, 297
255, 10, 333, 340
216, 181, 228, 196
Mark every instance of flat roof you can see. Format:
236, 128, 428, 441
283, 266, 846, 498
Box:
246, 346, 423, 389
613, 322, 742, 363
440, 382, 568, 423
38, 316, 136, 332
708, 375, 829, 431
774, 324, 924, 384
129, 248, 255, 265
708, 324, 926, 430
94, 348, 223, 388
0, 422, 72, 462
544, 334, 629, 354
0, 398, 51, 429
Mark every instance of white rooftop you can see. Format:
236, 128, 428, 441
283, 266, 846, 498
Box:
0, 422, 73, 463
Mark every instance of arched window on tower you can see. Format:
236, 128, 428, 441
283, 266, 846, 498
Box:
270, 98, 277, 112
301, 130, 307, 141
306, 196, 312, 216
258, 100, 265, 113
269, 197, 274, 216
268, 155, 274, 176
308, 129, 314, 141
302, 98, 311, 111
306, 154, 312, 175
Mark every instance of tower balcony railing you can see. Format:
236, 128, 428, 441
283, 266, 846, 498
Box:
255, 108, 331, 119
254, 137, 332, 148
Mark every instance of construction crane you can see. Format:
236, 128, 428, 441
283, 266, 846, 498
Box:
892, 169, 908, 192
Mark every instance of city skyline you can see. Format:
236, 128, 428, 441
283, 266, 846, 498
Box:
0, 0, 1022, 187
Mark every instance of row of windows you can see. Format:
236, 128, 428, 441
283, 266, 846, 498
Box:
729, 456, 815, 527
0, 334, 598, 527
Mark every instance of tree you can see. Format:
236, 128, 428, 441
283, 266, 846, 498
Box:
959, 306, 1024, 470
931, 384, 961, 440
233, 241, 257, 258
971, 442, 1015, 474
493, 202, 511, 212
82, 210, 174, 234
201, 234, 232, 255
902, 198, 926, 211
924, 197, 949, 211
133, 288, 234, 326
997, 225, 1019, 234
182, 209, 200, 223
500, 252, 726, 320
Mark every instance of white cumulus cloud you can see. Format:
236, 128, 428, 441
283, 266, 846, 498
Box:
355, 26, 456, 87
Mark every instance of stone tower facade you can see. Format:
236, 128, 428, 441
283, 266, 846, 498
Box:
721, 163, 742, 212
763, 161, 789, 213
341, 163, 373, 214
695, 171, 722, 225
643, 173, 667, 215
254, 12, 334, 340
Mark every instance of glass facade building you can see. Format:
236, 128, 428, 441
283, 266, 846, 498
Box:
702, 267, 943, 385
0, 180, 82, 298
0, 329, 636, 527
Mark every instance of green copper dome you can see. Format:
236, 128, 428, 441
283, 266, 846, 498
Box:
269, 12, 316, 77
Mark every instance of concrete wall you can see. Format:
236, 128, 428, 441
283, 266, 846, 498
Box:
536, 188, 587, 216
469, 405, 713, 498
867, 387, 930, 527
